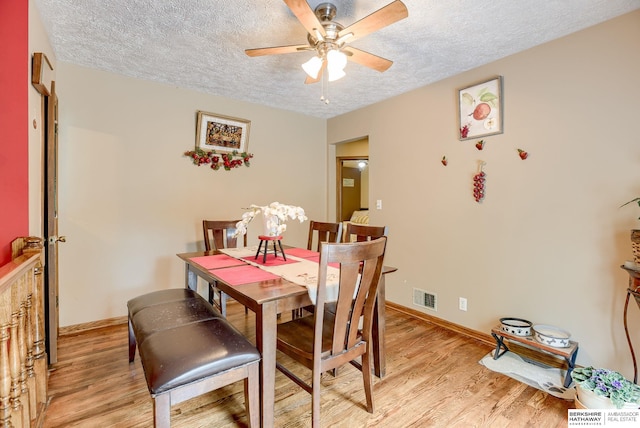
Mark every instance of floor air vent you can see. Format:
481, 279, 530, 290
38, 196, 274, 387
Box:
413, 288, 437, 311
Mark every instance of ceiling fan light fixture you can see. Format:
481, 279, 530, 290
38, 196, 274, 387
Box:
327, 49, 347, 70
326, 49, 347, 81
302, 56, 323, 79
327, 67, 345, 82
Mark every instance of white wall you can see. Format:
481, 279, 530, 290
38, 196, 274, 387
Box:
328, 11, 640, 375
56, 64, 326, 326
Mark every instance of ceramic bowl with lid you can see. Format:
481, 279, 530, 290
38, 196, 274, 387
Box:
532, 324, 571, 348
500, 317, 532, 336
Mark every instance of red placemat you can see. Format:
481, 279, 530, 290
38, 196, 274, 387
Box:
212, 265, 281, 285
242, 253, 299, 267
189, 254, 247, 270
284, 248, 319, 259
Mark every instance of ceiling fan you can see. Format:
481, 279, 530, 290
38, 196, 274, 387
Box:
245, 0, 409, 84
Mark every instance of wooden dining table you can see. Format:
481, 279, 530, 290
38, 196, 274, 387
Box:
176, 248, 397, 428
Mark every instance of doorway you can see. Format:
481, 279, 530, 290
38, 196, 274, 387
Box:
334, 138, 369, 222
336, 156, 369, 221
336, 157, 369, 221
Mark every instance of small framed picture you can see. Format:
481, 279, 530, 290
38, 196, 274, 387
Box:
458, 76, 503, 140
195, 111, 250, 153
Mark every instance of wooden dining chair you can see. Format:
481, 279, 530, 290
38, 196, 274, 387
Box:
202, 220, 247, 316
343, 223, 388, 243
203, 220, 246, 252
307, 220, 343, 251
276, 237, 387, 427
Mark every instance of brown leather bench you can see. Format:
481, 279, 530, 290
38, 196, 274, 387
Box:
127, 289, 260, 427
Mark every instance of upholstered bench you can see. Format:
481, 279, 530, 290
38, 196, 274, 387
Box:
127, 289, 261, 427
128, 288, 218, 361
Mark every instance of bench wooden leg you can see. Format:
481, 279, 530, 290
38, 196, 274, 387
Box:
245, 362, 259, 428
153, 393, 171, 428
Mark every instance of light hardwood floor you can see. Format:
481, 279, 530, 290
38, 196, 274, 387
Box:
43, 303, 571, 427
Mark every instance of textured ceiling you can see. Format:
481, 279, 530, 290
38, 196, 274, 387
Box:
35, 0, 640, 119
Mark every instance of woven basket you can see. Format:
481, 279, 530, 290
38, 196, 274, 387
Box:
632, 230, 640, 264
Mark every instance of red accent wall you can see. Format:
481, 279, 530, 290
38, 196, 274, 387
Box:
0, 1, 29, 265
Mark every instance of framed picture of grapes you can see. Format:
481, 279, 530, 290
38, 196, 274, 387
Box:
458, 76, 503, 141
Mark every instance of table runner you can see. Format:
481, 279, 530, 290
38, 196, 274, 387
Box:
210, 264, 281, 285
241, 254, 299, 267
219, 246, 342, 304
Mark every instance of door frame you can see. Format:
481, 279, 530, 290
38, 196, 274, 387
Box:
335, 156, 368, 222
44, 81, 59, 364
32, 52, 59, 364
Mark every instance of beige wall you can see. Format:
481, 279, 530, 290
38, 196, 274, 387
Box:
328, 11, 640, 374
55, 64, 327, 326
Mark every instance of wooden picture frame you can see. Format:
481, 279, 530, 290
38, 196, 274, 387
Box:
458, 76, 503, 140
196, 111, 250, 153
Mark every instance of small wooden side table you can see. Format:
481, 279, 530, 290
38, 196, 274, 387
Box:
255, 235, 286, 263
621, 265, 640, 383
491, 326, 579, 388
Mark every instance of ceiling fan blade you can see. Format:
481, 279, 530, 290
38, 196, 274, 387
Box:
283, 0, 327, 39
339, 0, 408, 43
245, 44, 310, 57
343, 47, 393, 72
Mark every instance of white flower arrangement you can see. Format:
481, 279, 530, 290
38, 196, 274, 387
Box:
234, 202, 307, 237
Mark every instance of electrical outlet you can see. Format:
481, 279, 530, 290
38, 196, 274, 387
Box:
376, 199, 382, 210
459, 297, 467, 311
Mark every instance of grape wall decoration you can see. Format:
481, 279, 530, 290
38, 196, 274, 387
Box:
473, 161, 486, 203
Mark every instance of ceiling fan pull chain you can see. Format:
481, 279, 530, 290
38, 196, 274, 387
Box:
321, 71, 330, 104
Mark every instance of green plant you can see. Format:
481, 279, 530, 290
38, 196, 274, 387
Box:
621, 198, 640, 220
571, 366, 640, 408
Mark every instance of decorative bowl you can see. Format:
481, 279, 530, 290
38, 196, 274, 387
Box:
532, 324, 571, 348
500, 317, 532, 336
